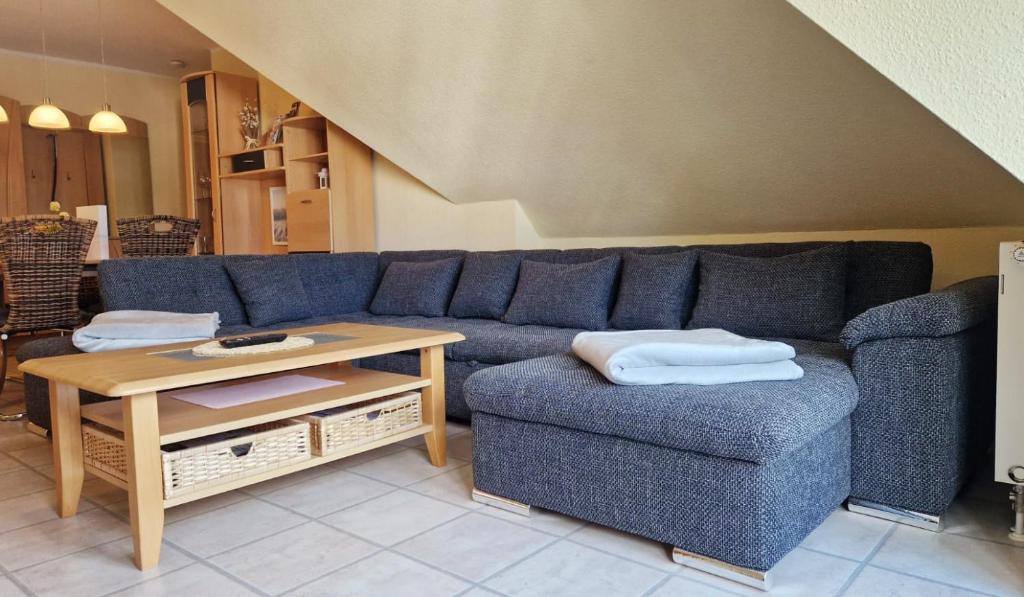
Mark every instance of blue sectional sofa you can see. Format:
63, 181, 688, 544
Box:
17, 242, 997, 588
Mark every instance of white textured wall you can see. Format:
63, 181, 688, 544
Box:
0, 50, 184, 215
374, 156, 538, 251
788, 0, 1024, 183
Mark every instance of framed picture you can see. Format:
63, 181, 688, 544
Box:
285, 101, 301, 118
269, 186, 288, 245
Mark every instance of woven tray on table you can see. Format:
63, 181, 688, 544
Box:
82, 420, 311, 499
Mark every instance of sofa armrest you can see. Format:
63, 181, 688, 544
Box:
840, 276, 998, 350
843, 277, 998, 516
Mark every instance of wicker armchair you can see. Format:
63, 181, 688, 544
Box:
0, 215, 97, 421
117, 215, 199, 257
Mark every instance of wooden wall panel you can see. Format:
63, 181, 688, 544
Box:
0, 96, 27, 217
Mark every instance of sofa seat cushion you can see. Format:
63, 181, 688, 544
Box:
464, 340, 858, 464
329, 312, 581, 364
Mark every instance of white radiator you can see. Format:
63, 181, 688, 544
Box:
996, 241, 1024, 486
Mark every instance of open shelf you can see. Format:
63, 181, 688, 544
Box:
80, 365, 431, 444
282, 115, 326, 130
218, 144, 283, 158
290, 151, 329, 163
159, 423, 433, 507
218, 166, 286, 180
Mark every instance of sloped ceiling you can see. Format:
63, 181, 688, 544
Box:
0, 0, 214, 76
788, 0, 1024, 187
158, 0, 1024, 237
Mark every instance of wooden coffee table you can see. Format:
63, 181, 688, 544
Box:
20, 322, 464, 570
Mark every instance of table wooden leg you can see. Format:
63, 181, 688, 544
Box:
123, 392, 164, 570
49, 381, 83, 518
420, 345, 447, 466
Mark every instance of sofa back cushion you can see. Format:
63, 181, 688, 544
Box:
687, 244, 850, 341
370, 258, 463, 317
504, 256, 621, 330
611, 251, 698, 330
448, 252, 524, 319
289, 252, 379, 316
225, 257, 313, 327
378, 250, 467, 273
686, 241, 932, 319
98, 256, 249, 325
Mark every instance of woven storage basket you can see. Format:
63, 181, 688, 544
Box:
82, 420, 311, 499
300, 392, 422, 456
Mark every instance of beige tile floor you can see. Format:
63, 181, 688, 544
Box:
1, 391, 1023, 595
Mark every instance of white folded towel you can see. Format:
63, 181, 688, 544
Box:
73, 310, 220, 353
572, 328, 803, 385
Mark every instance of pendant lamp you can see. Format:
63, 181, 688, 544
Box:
28, 0, 70, 130
88, 0, 126, 134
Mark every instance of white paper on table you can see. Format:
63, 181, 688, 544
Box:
169, 375, 344, 409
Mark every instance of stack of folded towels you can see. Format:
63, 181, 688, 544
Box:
571, 328, 803, 385
72, 310, 221, 353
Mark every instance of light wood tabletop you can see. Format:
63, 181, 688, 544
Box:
21, 322, 464, 571
20, 322, 464, 396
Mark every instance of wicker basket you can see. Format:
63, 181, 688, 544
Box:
301, 392, 422, 456
82, 420, 312, 499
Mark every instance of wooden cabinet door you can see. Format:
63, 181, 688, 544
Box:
286, 189, 332, 252
55, 131, 89, 210
22, 126, 56, 214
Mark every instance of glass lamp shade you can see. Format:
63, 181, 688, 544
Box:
28, 98, 71, 130
88, 104, 127, 134
0, 104, 8, 123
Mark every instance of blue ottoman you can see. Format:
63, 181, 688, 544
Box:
464, 344, 857, 590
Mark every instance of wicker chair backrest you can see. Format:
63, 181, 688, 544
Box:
117, 215, 199, 257
0, 215, 97, 333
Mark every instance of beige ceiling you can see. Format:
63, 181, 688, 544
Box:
0, 0, 213, 77
159, 0, 1023, 237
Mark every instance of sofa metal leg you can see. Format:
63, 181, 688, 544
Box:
471, 488, 531, 517
847, 497, 943, 532
672, 547, 773, 591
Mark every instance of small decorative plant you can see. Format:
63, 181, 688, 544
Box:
239, 100, 260, 150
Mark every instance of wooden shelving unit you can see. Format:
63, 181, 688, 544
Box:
180, 73, 375, 256
218, 166, 286, 181
80, 365, 429, 444
282, 115, 374, 253
217, 144, 283, 159
290, 151, 329, 163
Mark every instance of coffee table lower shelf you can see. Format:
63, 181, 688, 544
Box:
80, 423, 433, 507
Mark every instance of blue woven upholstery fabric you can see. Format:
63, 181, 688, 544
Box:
688, 241, 931, 320
472, 413, 850, 571
225, 257, 313, 327
289, 253, 379, 316
611, 251, 697, 329
841, 276, 997, 349
331, 312, 581, 365
688, 245, 850, 341
370, 258, 463, 317
844, 279, 997, 515
378, 250, 467, 272
464, 341, 857, 463
503, 256, 621, 330
16, 336, 112, 431
98, 256, 248, 325
448, 252, 524, 319
360, 352, 489, 420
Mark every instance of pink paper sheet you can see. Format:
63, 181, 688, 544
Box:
169, 375, 344, 409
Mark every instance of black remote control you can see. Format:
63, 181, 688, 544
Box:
219, 333, 289, 349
